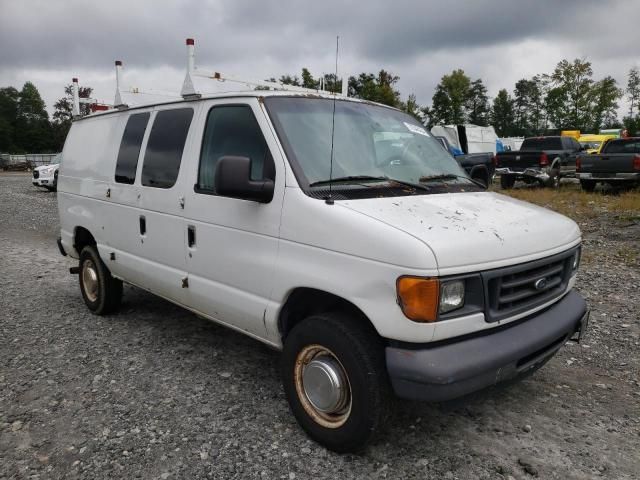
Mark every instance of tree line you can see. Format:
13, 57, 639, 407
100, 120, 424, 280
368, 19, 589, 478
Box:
0, 82, 92, 154
2, 57, 639, 154
278, 59, 640, 137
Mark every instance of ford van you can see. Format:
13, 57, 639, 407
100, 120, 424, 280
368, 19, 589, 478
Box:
57, 90, 589, 452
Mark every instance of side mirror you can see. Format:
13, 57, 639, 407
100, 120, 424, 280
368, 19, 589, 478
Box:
214, 156, 274, 203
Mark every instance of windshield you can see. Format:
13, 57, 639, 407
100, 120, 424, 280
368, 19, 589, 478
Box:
264, 97, 470, 192
580, 141, 601, 150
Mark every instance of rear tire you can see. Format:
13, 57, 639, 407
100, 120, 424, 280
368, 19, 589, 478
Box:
545, 169, 561, 188
282, 313, 391, 452
79, 245, 122, 315
580, 180, 596, 192
500, 175, 516, 189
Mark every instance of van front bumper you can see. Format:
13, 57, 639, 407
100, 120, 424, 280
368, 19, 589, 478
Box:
385, 290, 588, 402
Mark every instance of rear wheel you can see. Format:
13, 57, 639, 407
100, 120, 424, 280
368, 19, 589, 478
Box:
500, 175, 516, 189
545, 171, 560, 188
282, 313, 391, 452
79, 245, 122, 315
580, 180, 596, 192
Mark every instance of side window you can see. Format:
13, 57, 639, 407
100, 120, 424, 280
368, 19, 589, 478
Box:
197, 105, 274, 192
141, 108, 194, 188
115, 112, 150, 184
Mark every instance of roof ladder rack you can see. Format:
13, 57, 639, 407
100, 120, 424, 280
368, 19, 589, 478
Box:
180, 38, 348, 98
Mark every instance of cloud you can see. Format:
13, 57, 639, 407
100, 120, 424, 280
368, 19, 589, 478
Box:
0, 0, 637, 116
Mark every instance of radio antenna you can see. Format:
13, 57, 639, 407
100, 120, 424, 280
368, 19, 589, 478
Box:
325, 35, 339, 205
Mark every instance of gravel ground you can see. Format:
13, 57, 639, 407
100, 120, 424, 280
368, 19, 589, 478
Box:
1, 173, 638, 480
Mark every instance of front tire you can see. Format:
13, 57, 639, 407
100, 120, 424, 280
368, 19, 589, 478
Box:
79, 245, 122, 315
282, 313, 391, 452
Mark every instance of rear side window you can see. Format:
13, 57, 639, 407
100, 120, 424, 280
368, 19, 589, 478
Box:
141, 108, 194, 188
115, 112, 150, 184
197, 105, 273, 192
521, 137, 562, 150
603, 140, 640, 154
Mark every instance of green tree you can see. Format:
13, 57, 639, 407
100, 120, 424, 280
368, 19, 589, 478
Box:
279, 74, 300, 86
625, 67, 640, 118
491, 89, 515, 137
513, 76, 546, 135
548, 59, 594, 129
301, 68, 319, 89
348, 70, 400, 107
0, 87, 20, 152
400, 93, 421, 120
426, 69, 471, 126
622, 67, 640, 134
589, 76, 621, 131
14, 82, 53, 153
466, 79, 490, 126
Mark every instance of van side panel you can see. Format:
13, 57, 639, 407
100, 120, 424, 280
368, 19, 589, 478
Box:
58, 115, 126, 258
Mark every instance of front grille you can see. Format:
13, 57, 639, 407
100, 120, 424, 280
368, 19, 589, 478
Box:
482, 248, 577, 322
33, 170, 39, 179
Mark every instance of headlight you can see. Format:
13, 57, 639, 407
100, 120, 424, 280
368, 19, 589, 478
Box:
396, 276, 468, 322
439, 280, 465, 314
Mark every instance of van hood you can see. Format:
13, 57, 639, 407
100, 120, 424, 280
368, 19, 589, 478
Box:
339, 191, 580, 274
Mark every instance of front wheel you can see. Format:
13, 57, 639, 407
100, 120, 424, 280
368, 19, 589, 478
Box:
282, 313, 391, 452
79, 245, 122, 315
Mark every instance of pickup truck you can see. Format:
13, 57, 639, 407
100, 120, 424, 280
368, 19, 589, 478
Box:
495, 136, 583, 189
576, 137, 640, 191
435, 135, 495, 187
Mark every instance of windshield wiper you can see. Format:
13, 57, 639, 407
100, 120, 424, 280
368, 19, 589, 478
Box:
419, 174, 486, 188
309, 175, 388, 187
309, 175, 430, 191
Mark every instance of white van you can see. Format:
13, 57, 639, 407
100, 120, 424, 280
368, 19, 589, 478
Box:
57, 90, 588, 452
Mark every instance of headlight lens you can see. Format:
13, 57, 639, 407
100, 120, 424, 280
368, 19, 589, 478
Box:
439, 280, 465, 314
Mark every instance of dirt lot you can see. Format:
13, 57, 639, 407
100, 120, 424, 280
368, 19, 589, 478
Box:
1, 173, 638, 479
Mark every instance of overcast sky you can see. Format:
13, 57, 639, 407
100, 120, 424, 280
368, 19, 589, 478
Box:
1, 0, 637, 116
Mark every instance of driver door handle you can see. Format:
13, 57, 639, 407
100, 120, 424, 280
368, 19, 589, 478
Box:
187, 225, 196, 248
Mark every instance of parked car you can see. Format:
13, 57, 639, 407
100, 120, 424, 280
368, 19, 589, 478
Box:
495, 136, 583, 189
434, 135, 495, 187
577, 137, 640, 191
57, 91, 588, 452
32, 157, 60, 191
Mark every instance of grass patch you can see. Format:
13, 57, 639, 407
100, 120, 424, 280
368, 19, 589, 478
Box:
495, 183, 640, 222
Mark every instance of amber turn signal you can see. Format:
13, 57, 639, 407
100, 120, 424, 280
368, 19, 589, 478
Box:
396, 277, 440, 322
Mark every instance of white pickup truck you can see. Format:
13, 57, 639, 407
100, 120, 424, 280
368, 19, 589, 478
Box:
57, 90, 589, 452
32, 157, 60, 191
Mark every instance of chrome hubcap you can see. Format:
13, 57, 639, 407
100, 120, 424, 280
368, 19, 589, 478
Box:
82, 259, 99, 302
294, 345, 351, 428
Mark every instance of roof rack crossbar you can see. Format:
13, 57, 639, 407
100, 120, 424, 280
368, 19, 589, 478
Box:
180, 38, 348, 98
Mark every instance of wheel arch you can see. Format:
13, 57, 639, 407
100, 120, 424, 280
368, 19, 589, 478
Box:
278, 287, 379, 342
73, 226, 97, 256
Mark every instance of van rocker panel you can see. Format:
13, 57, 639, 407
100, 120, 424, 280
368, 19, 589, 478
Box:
385, 290, 587, 402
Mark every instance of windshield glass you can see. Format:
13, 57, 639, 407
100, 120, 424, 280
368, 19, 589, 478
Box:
265, 97, 469, 190
580, 141, 600, 149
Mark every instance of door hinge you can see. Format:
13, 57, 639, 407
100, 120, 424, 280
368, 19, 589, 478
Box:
106, 188, 111, 198
181, 276, 189, 288
179, 196, 185, 209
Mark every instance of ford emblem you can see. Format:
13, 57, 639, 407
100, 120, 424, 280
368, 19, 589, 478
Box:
534, 278, 547, 290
